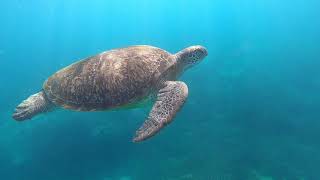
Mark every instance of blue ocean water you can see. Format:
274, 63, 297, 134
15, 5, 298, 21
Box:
1, 0, 320, 179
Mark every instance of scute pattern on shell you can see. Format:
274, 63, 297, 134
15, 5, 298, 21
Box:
43, 46, 176, 111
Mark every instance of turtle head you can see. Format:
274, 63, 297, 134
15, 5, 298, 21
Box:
175, 45, 208, 70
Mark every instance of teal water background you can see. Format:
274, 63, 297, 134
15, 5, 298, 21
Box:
1, 0, 320, 179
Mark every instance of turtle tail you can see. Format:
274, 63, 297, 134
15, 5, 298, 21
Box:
13, 91, 54, 121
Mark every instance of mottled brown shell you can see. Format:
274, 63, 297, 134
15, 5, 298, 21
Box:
43, 45, 176, 111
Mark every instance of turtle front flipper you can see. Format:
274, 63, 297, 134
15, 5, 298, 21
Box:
133, 81, 188, 142
13, 91, 54, 121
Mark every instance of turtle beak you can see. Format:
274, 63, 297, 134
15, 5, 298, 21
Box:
202, 47, 208, 57
196, 45, 208, 59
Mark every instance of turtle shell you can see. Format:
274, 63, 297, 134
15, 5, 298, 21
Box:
43, 46, 175, 111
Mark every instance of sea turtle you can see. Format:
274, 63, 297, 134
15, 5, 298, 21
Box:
12, 45, 208, 142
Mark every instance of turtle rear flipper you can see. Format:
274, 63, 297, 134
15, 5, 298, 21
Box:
13, 91, 54, 121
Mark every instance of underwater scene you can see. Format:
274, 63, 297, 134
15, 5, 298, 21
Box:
1, 0, 320, 179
